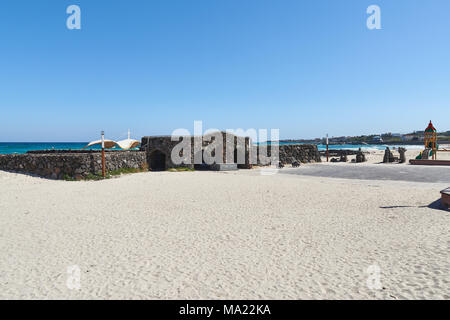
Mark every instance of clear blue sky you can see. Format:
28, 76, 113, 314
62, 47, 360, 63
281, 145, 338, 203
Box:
1, 0, 449, 142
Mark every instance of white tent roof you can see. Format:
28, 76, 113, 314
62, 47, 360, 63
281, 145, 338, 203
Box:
83, 130, 140, 150
116, 129, 140, 150
116, 139, 140, 150
82, 139, 119, 150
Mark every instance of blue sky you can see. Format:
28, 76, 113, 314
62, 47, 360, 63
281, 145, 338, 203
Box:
0, 0, 449, 141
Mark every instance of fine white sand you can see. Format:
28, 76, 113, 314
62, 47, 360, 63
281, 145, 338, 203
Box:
0, 168, 449, 299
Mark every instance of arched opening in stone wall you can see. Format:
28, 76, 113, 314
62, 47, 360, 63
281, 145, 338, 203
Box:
194, 149, 208, 170
149, 150, 166, 171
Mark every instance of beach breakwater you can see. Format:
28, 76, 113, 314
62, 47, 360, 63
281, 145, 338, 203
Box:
0, 150, 147, 180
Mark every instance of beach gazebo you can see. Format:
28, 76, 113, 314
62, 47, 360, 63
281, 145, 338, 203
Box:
424, 121, 437, 160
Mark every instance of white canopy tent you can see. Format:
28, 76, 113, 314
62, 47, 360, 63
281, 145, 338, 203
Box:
83, 130, 140, 150
82, 139, 119, 150
116, 130, 140, 150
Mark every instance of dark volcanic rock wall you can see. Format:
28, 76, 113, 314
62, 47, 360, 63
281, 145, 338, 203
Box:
141, 134, 253, 169
279, 144, 321, 164
257, 144, 321, 165
0, 151, 147, 180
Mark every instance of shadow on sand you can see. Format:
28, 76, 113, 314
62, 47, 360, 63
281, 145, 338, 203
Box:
380, 205, 415, 209
0, 170, 50, 180
380, 199, 448, 212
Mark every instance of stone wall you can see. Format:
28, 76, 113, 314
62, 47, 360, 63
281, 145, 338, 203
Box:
0, 150, 147, 180
279, 145, 321, 164
257, 144, 321, 165
0, 143, 321, 179
141, 134, 253, 170
141, 136, 321, 168
141, 136, 193, 170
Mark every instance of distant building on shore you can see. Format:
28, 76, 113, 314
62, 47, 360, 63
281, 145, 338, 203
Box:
402, 134, 416, 141
372, 135, 383, 143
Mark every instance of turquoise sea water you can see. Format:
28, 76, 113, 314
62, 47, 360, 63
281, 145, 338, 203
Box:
263, 142, 423, 151
0, 142, 423, 154
0, 142, 102, 154
312, 144, 422, 151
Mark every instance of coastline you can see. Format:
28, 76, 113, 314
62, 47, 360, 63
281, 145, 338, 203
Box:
0, 142, 427, 155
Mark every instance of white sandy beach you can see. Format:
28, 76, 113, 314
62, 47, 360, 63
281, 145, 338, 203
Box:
0, 163, 449, 300
3, 0, 450, 303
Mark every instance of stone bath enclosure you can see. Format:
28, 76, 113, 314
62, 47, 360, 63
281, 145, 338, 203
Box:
0, 136, 321, 179
141, 134, 321, 171
141, 134, 253, 170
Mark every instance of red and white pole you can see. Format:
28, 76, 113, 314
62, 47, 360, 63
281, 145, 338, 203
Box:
101, 130, 106, 178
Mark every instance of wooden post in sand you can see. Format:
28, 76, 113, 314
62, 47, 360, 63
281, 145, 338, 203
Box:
326, 134, 329, 162
101, 131, 106, 178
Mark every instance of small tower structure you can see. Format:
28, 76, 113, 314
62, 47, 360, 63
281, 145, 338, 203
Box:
424, 121, 437, 160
